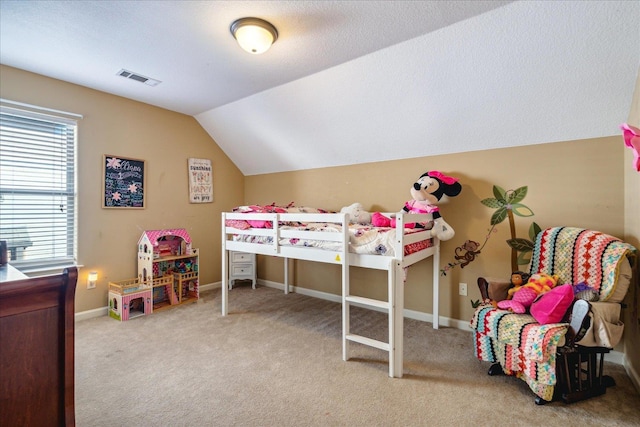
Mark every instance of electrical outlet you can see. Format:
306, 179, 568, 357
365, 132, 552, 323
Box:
87, 281, 96, 290
459, 282, 467, 296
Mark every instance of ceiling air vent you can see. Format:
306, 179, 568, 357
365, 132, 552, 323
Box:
116, 69, 161, 87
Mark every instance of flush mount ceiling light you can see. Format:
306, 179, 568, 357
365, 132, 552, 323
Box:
230, 17, 278, 55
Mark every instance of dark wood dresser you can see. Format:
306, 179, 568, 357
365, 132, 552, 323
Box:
0, 266, 78, 426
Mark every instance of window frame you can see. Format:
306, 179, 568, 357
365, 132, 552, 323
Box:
0, 103, 79, 272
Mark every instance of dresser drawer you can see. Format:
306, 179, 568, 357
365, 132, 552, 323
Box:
231, 252, 254, 263
232, 264, 253, 276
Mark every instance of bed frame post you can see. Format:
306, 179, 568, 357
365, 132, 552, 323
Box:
389, 260, 404, 378
284, 258, 289, 294
342, 281, 349, 362
341, 212, 350, 362
221, 213, 229, 316
432, 237, 440, 329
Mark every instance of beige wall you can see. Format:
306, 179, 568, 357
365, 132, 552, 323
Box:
2, 64, 637, 387
623, 68, 640, 388
0, 65, 244, 312
246, 136, 626, 323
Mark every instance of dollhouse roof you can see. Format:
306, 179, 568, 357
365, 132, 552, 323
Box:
139, 229, 191, 246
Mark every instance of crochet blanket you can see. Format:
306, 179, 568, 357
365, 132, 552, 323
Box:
471, 227, 635, 401
529, 227, 635, 301
471, 305, 568, 401
471, 227, 635, 400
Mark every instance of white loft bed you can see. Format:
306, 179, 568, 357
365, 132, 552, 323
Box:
221, 211, 441, 378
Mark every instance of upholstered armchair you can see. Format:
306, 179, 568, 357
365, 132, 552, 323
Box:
470, 227, 636, 404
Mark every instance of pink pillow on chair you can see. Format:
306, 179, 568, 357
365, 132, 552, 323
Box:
530, 284, 575, 324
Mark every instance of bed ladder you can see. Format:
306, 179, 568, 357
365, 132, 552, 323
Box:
343, 260, 404, 378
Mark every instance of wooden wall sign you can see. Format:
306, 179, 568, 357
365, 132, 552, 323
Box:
188, 158, 213, 203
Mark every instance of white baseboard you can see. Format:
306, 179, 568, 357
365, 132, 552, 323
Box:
624, 353, 640, 391
607, 350, 624, 365
75, 306, 108, 321
200, 281, 221, 292
75, 279, 626, 368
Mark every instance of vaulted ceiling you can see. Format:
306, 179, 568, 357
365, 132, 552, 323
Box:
1, 1, 638, 175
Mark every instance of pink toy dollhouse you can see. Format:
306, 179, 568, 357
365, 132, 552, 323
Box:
108, 278, 153, 321
137, 228, 199, 312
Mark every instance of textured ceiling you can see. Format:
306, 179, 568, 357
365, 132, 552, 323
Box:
0, 0, 511, 115
1, 1, 639, 175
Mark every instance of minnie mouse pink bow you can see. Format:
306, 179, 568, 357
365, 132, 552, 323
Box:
621, 123, 640, 172
428, 171, 458, 185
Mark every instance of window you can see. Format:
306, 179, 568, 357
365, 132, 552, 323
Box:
0, 104, 78, 271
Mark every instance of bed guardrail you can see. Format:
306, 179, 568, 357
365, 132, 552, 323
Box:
221, 212, 350, 315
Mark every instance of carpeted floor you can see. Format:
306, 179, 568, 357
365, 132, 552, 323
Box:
75, 286, 640, 426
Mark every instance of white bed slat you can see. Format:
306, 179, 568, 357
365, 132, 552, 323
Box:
403, 230, 432, 245
348, 253, 395, 270
225, 226, 276, 237
345, 295, 389, 310
224, 212, 278, 222
225, 240, 279, 256
280, 229, 343, 242
346, 334, 390, 351
401, 246, 438, 268
279, 212, 345, 223
279, 246, 345, 264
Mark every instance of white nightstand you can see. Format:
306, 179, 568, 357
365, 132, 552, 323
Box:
228, 251, 256, 290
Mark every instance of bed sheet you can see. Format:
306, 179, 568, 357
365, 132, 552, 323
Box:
230, 222, 432, 257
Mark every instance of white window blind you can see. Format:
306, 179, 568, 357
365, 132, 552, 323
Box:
0, 105, 77, 270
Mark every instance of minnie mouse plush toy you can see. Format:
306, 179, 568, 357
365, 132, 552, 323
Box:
371, 170, 462, 241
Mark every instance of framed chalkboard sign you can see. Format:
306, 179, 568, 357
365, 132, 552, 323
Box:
102, 155, 146, 209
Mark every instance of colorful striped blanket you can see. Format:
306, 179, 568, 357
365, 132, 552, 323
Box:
471, 305, 568, 401
530, 227, 635, 301
471, 227, 636, 401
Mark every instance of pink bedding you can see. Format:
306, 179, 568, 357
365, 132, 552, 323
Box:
227, 204, 333, 229
229, 221, 432, 257
225, 204, 434, 257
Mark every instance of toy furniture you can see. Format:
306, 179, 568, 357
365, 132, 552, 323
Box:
228, 251, 256, 289
137, 228, 199, 311
0, 266, 78, 426
108, 276, 171, 321
471, 227, 636, 404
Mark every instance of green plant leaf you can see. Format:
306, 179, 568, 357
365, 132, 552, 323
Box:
493, 185, 507, 201
471, 299, 481, 308
510, 203, 534, 217
481, 198, 502, 208
529, 222, 542, 241
506, 237, 534, 251
491, 207, 508, 225
509, 186, 528, 204
517, 251, 532, 266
